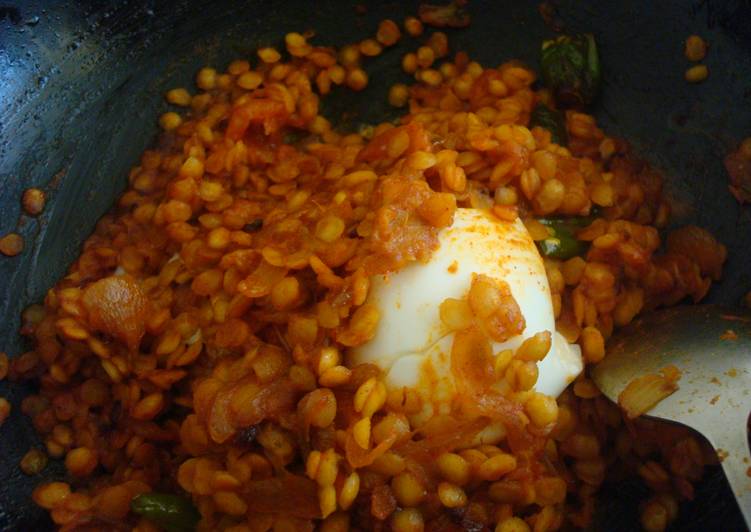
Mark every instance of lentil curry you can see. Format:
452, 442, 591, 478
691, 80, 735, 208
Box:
16, 8, 727, 532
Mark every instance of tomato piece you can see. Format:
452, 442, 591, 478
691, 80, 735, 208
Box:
82, 274, 149, 351
226, 99, 288, 140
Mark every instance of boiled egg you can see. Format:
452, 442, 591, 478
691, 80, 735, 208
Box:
349, 208, 583, 429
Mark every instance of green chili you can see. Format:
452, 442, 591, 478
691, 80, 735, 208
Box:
540, 33, 601, 108
131, 493, 200, 532
529, 103, 568, 146
535, 214, 598, 260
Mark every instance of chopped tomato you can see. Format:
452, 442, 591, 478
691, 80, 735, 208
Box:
226, 99, 288, 140
82, 274, 149, 351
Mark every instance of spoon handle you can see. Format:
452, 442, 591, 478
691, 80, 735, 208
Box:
719, 448, 751, 526
701, 412, 751, 526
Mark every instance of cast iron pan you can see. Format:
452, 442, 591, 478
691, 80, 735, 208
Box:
1, 1, 750, 530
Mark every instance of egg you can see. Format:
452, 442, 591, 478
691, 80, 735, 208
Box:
349, 208, 583, 429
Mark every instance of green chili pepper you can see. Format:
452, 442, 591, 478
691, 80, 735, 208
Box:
131, 493, 200, 532
540, 33, 601, 108
529, 103, 568, 146
536, 215, 595, 260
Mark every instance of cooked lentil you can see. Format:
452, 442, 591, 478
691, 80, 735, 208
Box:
22, 187, 47, 216
0, 397, 10, 426
685, 64, 709, 83
0, 233, 24, 256
18, 13, 727, 532
684, 35, 707, 62
403, 16, 424, 37
20, 448, 48, 475
0, 352, 8, 381
388, 83, 410, 108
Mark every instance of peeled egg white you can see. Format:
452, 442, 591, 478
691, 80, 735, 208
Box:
349, 208, 583, 428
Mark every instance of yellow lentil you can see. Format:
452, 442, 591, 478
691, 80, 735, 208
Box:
388, 83, 410, 107
684, 35, 707, 62
20, 448, 48, 475
391, 508, 424, 532
0, 233, 24, 256
685, 64, 708, 83
22, 188, 46, 215
403, 16, 423, 37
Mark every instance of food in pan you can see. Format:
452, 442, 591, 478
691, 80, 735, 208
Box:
16, 8, 727, 532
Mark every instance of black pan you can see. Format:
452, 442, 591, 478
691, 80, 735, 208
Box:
1, 1, 750, 530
